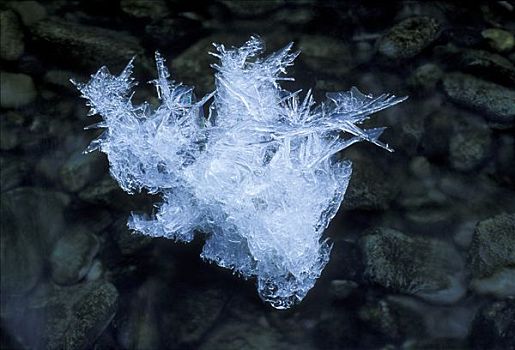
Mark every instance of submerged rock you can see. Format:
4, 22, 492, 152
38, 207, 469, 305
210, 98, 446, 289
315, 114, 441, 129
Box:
377, 16, 440, 61
481, 28, 514, 52
449, 120, 492, 171
0, 10, 24, 61
361, 227, 466, 304
470, 299, 515, 350
0, 72, 37, 109
60, 150, 107, 192
120, 0, 169, 20
298, 35, 353, 76
50, 227, 100, 285
443, 72, 515, 128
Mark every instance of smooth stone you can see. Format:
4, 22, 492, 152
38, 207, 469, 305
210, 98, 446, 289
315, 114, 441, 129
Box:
60, 150, 107, 192
298, 35, 353, 76
481, 28, 515, 52
120, 0, 169, 20
0, 72, 37, 109
0, 10, 24, 61
9, 1, 47, 26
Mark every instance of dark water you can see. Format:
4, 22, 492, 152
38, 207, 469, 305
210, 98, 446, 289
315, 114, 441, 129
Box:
1, 1, 515, 349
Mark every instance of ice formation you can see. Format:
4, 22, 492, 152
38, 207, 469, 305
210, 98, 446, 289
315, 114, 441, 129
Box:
73, 37, 406, 309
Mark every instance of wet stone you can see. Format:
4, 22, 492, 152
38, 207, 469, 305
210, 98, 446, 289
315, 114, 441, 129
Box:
50, 227, 100, 285
0, 10, 24, 61
0, 72, 37, 109
220, 0, 285, 17
8, 1, 47, 26
145, 17, 203, 51
449, 120, 492, 171
482, 28, 515, 52
360, 227, 466, 304
298, 35, 353, 76
458, 48, 515, 86
377, 16, 440, 61
60, 150, 107, 192
442, 72, 515, 128
328, 280, 358, 300
468, 213, 515, 297
0, 156, 29, 192
315, 312, 358, 350
407, 63, 443, 94
470, 299, 515, 350
31, 19, 143, 71
0, 111, 24, 150
120, 0, 169, 20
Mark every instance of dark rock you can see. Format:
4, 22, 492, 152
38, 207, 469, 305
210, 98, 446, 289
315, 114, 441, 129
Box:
0, 72, 37, 109
495, 135, 515, 187
162, 286, 228, 345
112, 217, 153, 255
0, 10, 24, 61
10, 281, 119, 350
8, 1, 47, 26
78, 175, 141, 211
50, 227, 100, 285
407, 63, 443, 94
328, 280, 358, 300
199, 320, 287, 350
145, 17, 203, 51
442, 72, 515, 128
220, 0, 285, 17
315, 311, 358, 349
470, 299, 515, 350
377, 16, 440, 61
298, 35, 353, 76
120, 0, 169, 20
449, 119, 492, 171
0, 156, 29, 192
482, 28, 514, 52
60, 150, 107, 192
358, 297, 425, 341
0, 111, 24, 150
361, 227, 466, 304
458, 48, 515, 86
31, 19, 143, 72
468, 213, 515, 297
420, 111, 455, 160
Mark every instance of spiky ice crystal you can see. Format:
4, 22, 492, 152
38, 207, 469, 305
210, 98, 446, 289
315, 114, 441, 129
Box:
73, 36, 406, 309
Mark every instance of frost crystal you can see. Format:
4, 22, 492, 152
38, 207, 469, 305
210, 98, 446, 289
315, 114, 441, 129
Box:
73, 37, 406, 309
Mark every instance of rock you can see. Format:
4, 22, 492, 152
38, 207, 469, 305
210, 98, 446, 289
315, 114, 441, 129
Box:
0, 156, 29, 192
470, 299, 515, 350
0, 111, 24, 150
449, 120, 492, 171
31, 19, 143, 71
342, 156, 400, 211
112, 217, 152, 255
12, 281, 119, 350
0, 10, 24, 61
377, 16, 440, 61
220, 0, 285, 17
420, 111, 454, 159
328, 280, 358, 300
44, 69, 79, 90
1, 187, 70, 255
162, 286, 228, 345
78, 175, 140, 211
199, 320, 287, 350
442, 72, 515, 128
407, 63, 443, 94
120, 0, 169, 20
60, 150, 107, 192
0, 72, 37, 109
361, 227, 466, 304
298, 35, 353, 76
315, 312, 358, 349
468, 213, 515, 297
482, 28, 515, 52
50, 227, 100, 285
8, 1, 47, 26
358, 298, 425, 341
459, 49, 515, 86
145, 17, 203, 51
495, 135, 515, 187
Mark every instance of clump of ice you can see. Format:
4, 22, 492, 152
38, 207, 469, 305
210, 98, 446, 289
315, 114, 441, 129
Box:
73, 36, 406, 309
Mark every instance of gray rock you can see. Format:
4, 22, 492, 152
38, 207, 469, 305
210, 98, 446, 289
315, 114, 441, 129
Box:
220, 0, 285, 17
199, 320, 288, 350
481, 28, 515, 52
407, 63, 443, 93
298, 35, 353, 76
120, 0, 169, 20
8, 1, 47, 26
377, 16, 440, 61
459, 49, 515, 86
50, 227, 100, 285
470, 299, 515, 350
449, 121, 492, 171
78, 175, 132, 209
0, 72, 37, 109
0, 10, 24, 61
0, 156, 29, 192
442, 72, 515, 128
16, 281, 119, 350
60, 150, 107, 192
361, 227, 466, 304
163, 286, 228, 345
470, 268, 515, 298
31, 19, 143, 71
328, 280, 358, 300
468, 213, 515, 279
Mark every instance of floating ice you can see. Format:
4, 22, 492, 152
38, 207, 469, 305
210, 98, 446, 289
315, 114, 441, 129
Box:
73, 37, 407, 309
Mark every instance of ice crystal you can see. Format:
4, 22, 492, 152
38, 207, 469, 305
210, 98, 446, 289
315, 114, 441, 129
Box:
73, 36, 407, 309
